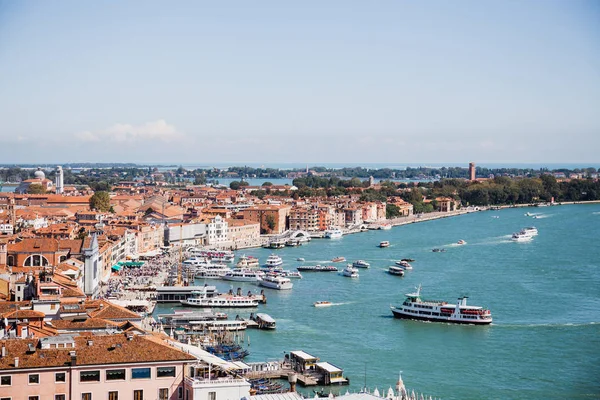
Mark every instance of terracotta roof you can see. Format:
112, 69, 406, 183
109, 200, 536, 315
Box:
49, 318, 119, 330
0, 301, 31, 316
86, 300, 142, 321
2, 310, 45, 319
0, 333, 196, 370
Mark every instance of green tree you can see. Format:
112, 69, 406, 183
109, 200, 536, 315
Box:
265, 214, 276, 232
262, 182, 273, 187
229, 181, 241, 190
386, 204, 401, 219
89, 191, 111, 212
27, 184, 46, 194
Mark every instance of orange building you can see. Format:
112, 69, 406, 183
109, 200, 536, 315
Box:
241, 205, 291, 234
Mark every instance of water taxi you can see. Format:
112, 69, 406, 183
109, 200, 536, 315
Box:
511, 231, 533, 242
352, 260, 370, 268
390, 285, 492, 325
297, 257, 305, 262
379, 241, 390, 248
457, 240, 467, 245
332, 256, 346, 263
394, 260, 412, 270
341, 265, 359, 278
314, 301, 332, 308
388, 266, 405, 276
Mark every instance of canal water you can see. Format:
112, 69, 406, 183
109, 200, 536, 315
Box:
155, 204, 600, 399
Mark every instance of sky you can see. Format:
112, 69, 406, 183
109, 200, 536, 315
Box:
0, 1, 599, 165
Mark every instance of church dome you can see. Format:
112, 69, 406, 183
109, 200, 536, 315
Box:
34, 167, 45, 180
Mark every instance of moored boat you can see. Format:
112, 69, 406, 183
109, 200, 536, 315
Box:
388, 266, 405, 276
222, 269, 264, 282
390, 285, 492, 325
324, 227, 343, 239
251, 312, 276, 330
179, 291, 259, 308
259, 274, 293, 290
352, 260, 370, 268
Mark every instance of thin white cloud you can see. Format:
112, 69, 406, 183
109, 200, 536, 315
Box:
75, 120, 183, 143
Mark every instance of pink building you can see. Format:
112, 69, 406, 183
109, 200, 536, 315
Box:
0, 333, 195, 400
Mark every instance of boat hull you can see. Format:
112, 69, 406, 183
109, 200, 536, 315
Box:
259, 281, 293, 290
391, 308, 492, 325
179, 300, 258, 308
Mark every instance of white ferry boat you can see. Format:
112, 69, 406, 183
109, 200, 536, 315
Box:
324, 227, 343, 239
390, 285, 492, 325
179, 292, 259, 308
341, 265, 359, 278
222, 269, 264, 282
264, 254, 283, 268
387, 266, 405, 276
394, 260, 413, 270
352, 260, 370, 268
192, 264, 232, 279
259, 274, 293, 290
236, 255, 260, 269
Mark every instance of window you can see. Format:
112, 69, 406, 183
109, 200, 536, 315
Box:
28, 374, 40, 384
29, 397, 39, 400
178, 387, 183, 399
208, 392, 216, 400
159, 389, 168, 400
80, 370, 100, 382
0, 376, 10, 386
1, 397, 11, 400
106, 369, 126, 381
133, 390, 143, 400
108, 392, 118, 400
82, 393, 92, 400
55, 395, 66, 400
131, 368, 151, 379
55, 372, 66, 383
156, 366, 176, 378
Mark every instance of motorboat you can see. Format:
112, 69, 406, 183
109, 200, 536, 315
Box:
388, 266, 405, 276
266, 240, 286, 249
522, 227, 538, 236
432, 248, 446, 253
332, 256, 346, 263
511, 231, 533, 242
264, 254, 283, 268
492, 215, 500, 219
379, 241, 390, 248
341, 265, 359, 278
236, 255, 260, 269
390, 285, 492, 325
250, 312, 276, 330
457, 240, 467, 245
525, 212, 534, 217
297, 265, 338, 272
401, 258, 415, 262
279, 270, 303, 279
296, 258, 305, 262
179, 291, 259, 308
352, 260, 370, 269
259, 274, 293, 290
222, 269, 264, 282
324, 227, 343, 239
314, 301, 332, 308
394, 260, 413, 270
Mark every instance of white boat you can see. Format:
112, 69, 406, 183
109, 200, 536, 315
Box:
457, 240, 467, 245
390, 285, 492, 325
259, 274, 293, 290
525, 212, 534, 217
388, 266, 405, 276
251, 312, 276, 329
179, 292, 259, 308
279, 270, 303, 279
341, 265, 359, 278
394, 260, 413, 270
511, 231, 533, 242
324, 227, 343, 239
314, 301, 332, 308
379, 241, 390, 248
222, 269, 264, 282
380, 224, 392, 230
236, 255, 260, 269
296, 258, 305, 262
352, 260, 370, 269
522, 227, 538, 236
264, 254, 283, 268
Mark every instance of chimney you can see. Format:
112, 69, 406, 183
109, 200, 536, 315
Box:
14, 357, 19, 367
87, 340, 93, 346
1, 345, 5, 358
70, 351, 76, 366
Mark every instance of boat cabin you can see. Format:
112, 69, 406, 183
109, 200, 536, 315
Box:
289, 350, 319, 373
316, 362, 348, 385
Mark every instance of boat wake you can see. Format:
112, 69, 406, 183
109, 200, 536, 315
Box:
533, 214, 551, 219
592, 212, 600, 215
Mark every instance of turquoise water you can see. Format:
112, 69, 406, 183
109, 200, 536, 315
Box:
155, 204, 600, 399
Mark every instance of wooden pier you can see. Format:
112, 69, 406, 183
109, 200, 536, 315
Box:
245, 367, 318, 386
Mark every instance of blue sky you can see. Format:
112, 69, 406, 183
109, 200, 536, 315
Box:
0, 1, 598, 164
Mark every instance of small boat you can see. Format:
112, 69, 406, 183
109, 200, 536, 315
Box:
279, 270, 303, 279
522, 227, 538, 236
511, 231, 533, 242
332, 256, 346, 263
401, 258, 415, 262
457, 240, 467, 245
492, 216, 500, 219
250, 312, 276, 330
352, 260, 370, 269
388, 266, 405, 276
379, 241, 390, 248
395, 260, 412, 270
324, 227, 343, 239
525, 212, 533, 217
296, 258, 305, 262
432, 248, 446, 253
341, 265, 359, 278
314, 301, 332, 308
